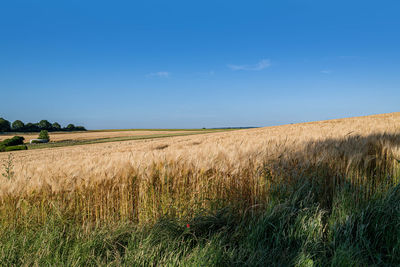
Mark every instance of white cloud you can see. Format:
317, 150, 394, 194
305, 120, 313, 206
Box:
227, 59, 271, 71
320, 70, 333, 74
146, 71, 170, 78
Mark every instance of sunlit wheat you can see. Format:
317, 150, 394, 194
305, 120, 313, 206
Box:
0, 112, 399, 226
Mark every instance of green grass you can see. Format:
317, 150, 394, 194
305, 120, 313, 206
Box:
26, 130, 231, 150
1, 181, 400, 266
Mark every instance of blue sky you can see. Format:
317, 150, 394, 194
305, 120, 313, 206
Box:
1, 0, 399, 129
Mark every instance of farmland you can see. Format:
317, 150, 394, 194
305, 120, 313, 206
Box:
0, 129, 227, 149
1, 112, 400, 265
0, 130, 191, 142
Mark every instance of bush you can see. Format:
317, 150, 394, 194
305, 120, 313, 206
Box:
0, 145, 5, 152
4, 145, 27, 152
38, 130, 50, 141
30, 139, 48, 144
0, 136, 25, 147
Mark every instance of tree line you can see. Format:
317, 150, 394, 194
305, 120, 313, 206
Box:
0, 118, 86, 133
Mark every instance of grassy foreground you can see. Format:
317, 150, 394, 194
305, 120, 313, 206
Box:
1, 181, 400, 266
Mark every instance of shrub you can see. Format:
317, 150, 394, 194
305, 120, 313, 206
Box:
0, 136, 25, 147
38, 130, 50, 141
30, 139, 48, 144
4, 145, 27, 152
0, 145, 5, 152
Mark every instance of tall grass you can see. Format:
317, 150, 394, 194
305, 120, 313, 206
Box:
1, 180, 400, 265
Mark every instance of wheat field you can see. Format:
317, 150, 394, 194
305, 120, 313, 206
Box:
1, 112, 400, 226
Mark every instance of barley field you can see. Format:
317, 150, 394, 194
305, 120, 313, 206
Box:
1, 112, 399, 221
1, 112, 400, 265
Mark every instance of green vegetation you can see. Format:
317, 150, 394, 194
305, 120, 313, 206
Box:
52, 122, 61, 131
0, 118, 11, 132
1, 154, 14, 180
0, 136, 26, 152
0, 117, 86, 133
4, 145, 27, 152
38, 130, 50, 141
0, 136, 24, 147
1, 181, 400, 265
11, 120, 24, 131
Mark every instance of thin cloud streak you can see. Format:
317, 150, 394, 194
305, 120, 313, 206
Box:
227, 59, 271, 71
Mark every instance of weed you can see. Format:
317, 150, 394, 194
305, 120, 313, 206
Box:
1, 153, 14, 180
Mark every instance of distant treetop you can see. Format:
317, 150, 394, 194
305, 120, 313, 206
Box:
0, 118, 11, 132
0, 118, 86, 133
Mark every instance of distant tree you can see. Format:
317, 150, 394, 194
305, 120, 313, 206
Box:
74, 126, 87, 131
25, 123, 40, 132
38, 130, 50, 141
0, 118, 11, 132
12, 120, 25, 132
52, 122, 62, 131
38, 120, 52, 130
65, 124, 75, 131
